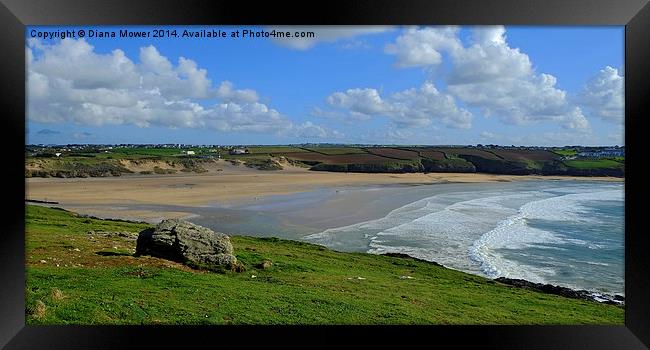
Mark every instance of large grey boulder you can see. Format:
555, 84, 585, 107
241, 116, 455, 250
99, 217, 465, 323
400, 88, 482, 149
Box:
135, 219, 240, 271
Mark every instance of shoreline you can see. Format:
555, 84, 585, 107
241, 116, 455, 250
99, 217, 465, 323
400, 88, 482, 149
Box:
26, 161, 623, 221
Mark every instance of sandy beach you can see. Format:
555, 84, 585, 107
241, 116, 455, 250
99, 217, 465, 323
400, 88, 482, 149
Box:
25, 159, 622, 221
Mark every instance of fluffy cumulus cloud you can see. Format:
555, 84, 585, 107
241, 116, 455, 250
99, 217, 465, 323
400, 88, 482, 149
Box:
27, 38, 336, 138
215, 81, 259, 103
267, 26, 393, 50
384, 26, 461, 68
384, 26, 590, 130
326, 88, 387, 116
326, 82, 472, 129
578, 66, 624, 123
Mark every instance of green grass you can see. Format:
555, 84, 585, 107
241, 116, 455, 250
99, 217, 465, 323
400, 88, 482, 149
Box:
564, 159, 624, 169
553, 149, 578, 156
27, 147, 216, 177
25, 205, 624, 325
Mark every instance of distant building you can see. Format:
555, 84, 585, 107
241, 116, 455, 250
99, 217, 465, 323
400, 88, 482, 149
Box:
185, 150, 196, 155
577, 149, 624, 158
229, 148, 248, 155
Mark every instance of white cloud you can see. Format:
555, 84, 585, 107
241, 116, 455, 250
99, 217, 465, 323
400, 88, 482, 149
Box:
384, 26, 461, 68
325, 81, 472, 129
310, 106, 373, 123
216, 81, 259, 103
385, 26, 590, 130
469, 26, 507, 46
30, 38, 139, 90
447, 33, 532, 85
139, 45, 173, 74
27, 38, 336, 139
267, 26, 393, 50
326, 88, 388, 115
578, 66, 624, 123
138, 45, 212, 99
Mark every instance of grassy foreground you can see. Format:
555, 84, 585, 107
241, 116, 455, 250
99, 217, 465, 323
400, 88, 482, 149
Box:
25, 205, 624, 325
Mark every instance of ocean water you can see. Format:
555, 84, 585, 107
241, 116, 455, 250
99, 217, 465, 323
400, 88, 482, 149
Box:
299, 181, 624, 295
116, 180, 624, 295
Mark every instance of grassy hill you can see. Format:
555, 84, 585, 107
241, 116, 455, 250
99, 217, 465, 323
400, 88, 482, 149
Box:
26, 145, 624, 177
25, 205, 624, 325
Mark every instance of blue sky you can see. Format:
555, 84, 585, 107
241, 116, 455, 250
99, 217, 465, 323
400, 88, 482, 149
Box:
26, 25, 624, 146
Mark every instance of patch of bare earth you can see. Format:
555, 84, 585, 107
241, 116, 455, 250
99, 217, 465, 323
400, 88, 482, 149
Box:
30, 300, 47, 319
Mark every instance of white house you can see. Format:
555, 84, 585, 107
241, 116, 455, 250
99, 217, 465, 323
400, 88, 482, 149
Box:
185, 150, 196, 155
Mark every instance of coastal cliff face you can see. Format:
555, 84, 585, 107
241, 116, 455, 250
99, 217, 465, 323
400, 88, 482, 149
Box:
421, 158, 476, 173
310, 156, 624, 177
458, 155, 625, 177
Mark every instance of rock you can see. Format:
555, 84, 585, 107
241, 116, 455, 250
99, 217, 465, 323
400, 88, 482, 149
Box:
381, 252, 444, 267
256, 259, 273, 269
494, 277, 624, 305
135, 219, 240, 271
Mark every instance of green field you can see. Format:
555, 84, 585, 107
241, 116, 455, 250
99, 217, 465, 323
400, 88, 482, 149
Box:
564, 159, 624, 169
553, 149, 578, 156
26, 145, 625, 177
25, 205, 624, 325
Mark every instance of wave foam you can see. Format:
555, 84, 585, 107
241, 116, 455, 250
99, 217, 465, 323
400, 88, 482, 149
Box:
469, 189, 623, 282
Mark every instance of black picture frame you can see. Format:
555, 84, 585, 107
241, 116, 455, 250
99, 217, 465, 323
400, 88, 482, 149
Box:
2, 0, 649, 348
